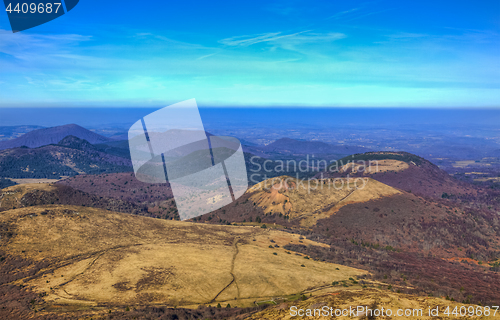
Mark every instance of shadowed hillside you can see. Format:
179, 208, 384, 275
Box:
198, 175, 401, 227
0, 178, 16, 189
57, 173, 179, 219
194, 169, 500, 305
0, 140, 132, 179
0, 183, 147, 215
319, 151, 477, 199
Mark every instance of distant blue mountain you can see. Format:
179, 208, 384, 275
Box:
243, 137, 371, 156
0, 124, 113, 150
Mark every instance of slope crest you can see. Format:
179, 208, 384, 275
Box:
0, 124, 112, 150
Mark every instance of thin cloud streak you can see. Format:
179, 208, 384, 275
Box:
219, 31, 346, 47
196, 52, 219, 60
219, 31, 309, 46
326, 8, 360, 20
345, 8, 396, 22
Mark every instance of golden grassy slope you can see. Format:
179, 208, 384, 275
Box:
248, 288, 492, 319
0, 205, 367, 308
246, 176, 401, 227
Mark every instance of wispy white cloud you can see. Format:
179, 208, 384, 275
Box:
385, 32, 427, 39
219, 31, 305, 46
196, 52, 219, 60
131, 32, 212, 50
0, 29, 92, 58
380, 29, 499, 46
0, 29, 94, 72
344, 8, 395, 22
219, 31, 346, 48
326, 8, 360, 20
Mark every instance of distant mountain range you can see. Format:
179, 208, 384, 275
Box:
0, 124, 113, 150
0, 135, 132, 179
0, 125, 45, 141
0, 124, 378, 181
4, 124, 496, 189
265, 137, 370, 154
243, 137, 371, 158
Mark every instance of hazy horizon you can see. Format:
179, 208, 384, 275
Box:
1, 107, 500, 128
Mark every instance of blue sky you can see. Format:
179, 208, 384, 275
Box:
0, 0, 499, 107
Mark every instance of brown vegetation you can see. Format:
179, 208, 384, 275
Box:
0, 183, 147, 215
57, 173, 179, 219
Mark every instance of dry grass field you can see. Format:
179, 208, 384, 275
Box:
0, 204, 367, 310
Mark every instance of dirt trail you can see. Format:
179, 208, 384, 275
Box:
209, 237, 240, 303
40, 244, 144, 299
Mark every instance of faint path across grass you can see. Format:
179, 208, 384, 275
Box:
210, 238, 240, 303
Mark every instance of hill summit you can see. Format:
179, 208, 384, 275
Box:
319, 151, 476, 198
0, 204, 366, 309
0, 124, 113, 150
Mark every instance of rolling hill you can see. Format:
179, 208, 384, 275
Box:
0, 137, 132, 179
0, 204, 367, 318
199, 174, 500, 261
312, 191, 500, 259
0, 183, 147, 215
56, 172, 178, 219
1, 151, 498, 317
0, 124, 113, 150
196, 169, 500, 305
2, 143, 499, 316
319, 151, 478, 199
0, 125, 44, 142
203, 175, 402, 228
